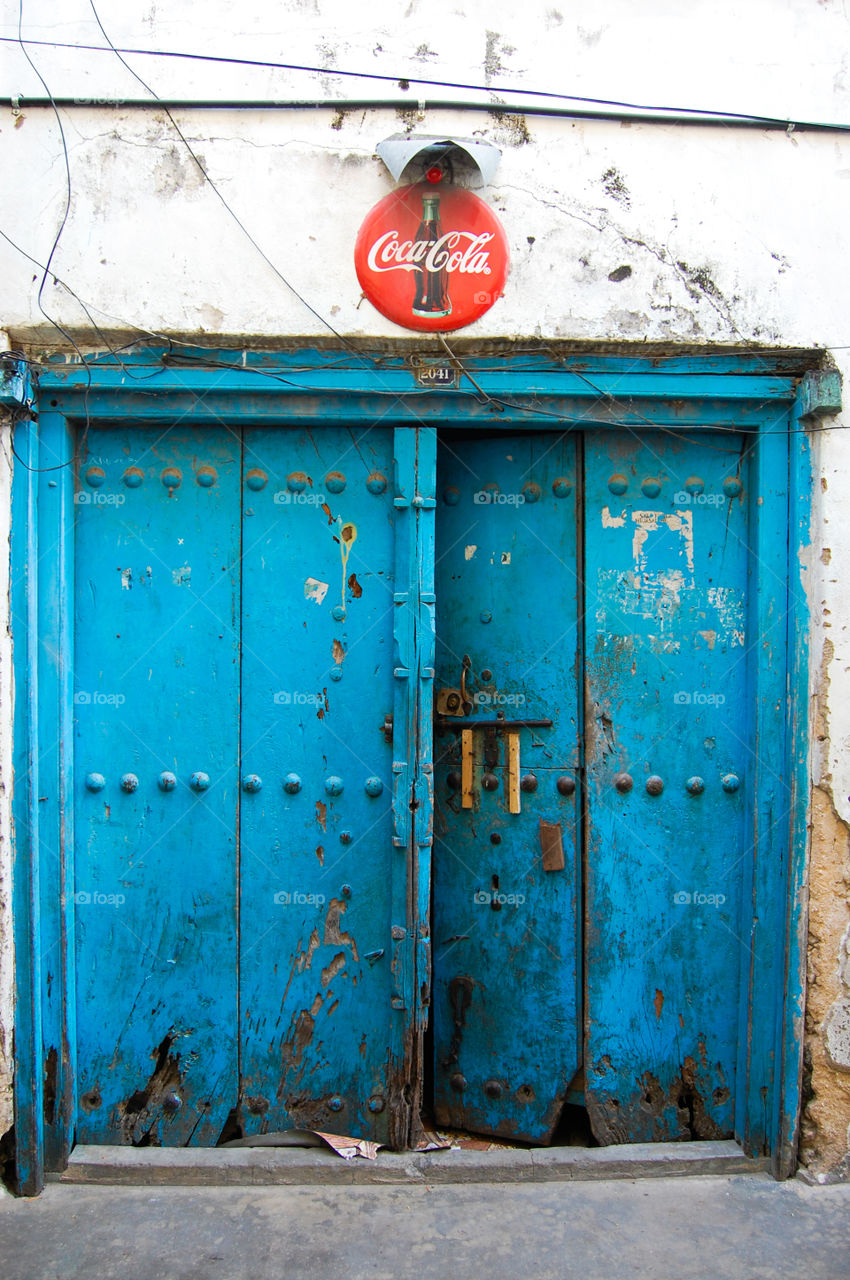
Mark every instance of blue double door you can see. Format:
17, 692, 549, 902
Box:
73, 423, 751, 1148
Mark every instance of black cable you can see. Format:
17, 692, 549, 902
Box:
5, 34, 850, 132
86, 0, 354, 348
12, 0, 93, 470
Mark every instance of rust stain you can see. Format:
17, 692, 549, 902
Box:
321, 502, 334, 525
679, 1013, 685, 1029
315, 800, 327, 831
347, 572, 362, 598
326, 999, 339, 1016
309, 993, 323, 1016
654, 988, 664, 1020
315, 845, 324, 866
332, 638, 345, 664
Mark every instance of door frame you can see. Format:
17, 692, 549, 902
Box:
7, 347, 832, 1192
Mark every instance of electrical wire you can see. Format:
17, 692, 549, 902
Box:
4, 33, 850, 132
11, 0, 94, 469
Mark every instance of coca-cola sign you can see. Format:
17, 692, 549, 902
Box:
354, 182, 509, 332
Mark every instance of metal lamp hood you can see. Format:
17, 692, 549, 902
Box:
375, 134, 502, 185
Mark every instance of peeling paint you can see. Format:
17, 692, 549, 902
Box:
304, 577, 329, 605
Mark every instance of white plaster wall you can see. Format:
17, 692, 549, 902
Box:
0, 0, 849, 1165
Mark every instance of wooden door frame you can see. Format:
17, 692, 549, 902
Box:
6, 347, 834, 1192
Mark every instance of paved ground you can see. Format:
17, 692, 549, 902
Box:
0, 1174, 848, 1279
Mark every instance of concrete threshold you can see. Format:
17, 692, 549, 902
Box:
54, 1140, 769, 1186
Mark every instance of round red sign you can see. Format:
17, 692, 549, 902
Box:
354, 182, 509, 333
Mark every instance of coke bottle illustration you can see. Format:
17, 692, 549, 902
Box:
412, 193, 452, 318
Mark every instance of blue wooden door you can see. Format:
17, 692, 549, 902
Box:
74, 427, 242, 1145
238, 426, 405, 1142
583, 430, 748, 1142
431, 433, 581, 1142
73, 424, 427, 1147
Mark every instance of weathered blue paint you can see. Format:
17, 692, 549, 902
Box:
73, 427, 242, 1145
10, 417, 44, 1195
10, 349, 815, 1190
35, 413, 77, 1171
584, 430, 751, 1144
432, 433, 581, 1142
238, 425, 405, 1143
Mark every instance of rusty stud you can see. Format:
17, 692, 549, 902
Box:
161, 468, 182, 489
286, 471, 308, 493
366, 472, 388, 495
325, 471, 346, 494
721, 773, 740, 793
722, 477, 742, 498
490, 832, 502, 845
685, 476, 704, 495
608, 474, 628, 496
481, 668, 493, 682
341, 884, 352, 898
552, 477, 572, 498
242, 774, 262, 793
158, 771, 177, 792
245, 468, 267, 491
522, 482, 541, 504
122, 467, 144, 488
641, 477, 662, 498
329, 666, 343, 682
447, 770, 462, 790
190, 772, 210, 791
120, 773, 139, 793
483, 1079, 503, 1099
328, 1096, 344, 1112
646, 775, 664, 796
482, 771, 499, 791
556, 775, 576, 796
85, 466, 106, 488
85, 772, 106, 792
325, 775, 343, 796
520, 773, 538, 793
686, 776, 705, 795
614, 772, 633, 794
364, 776, 383, 797
391, 926, 406, 940
443, 486, 461, 505
391, 996, 404, 1009
450, 1073, 468, 1093
196, 466, 218, 488
368, 1094, 386, 1113
340, 830, 352, 844
283, 773, 302, 794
